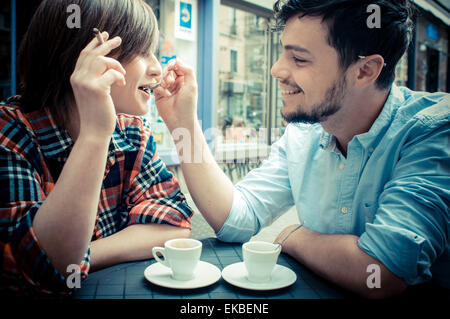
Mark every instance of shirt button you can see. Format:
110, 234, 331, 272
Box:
339, 163, 345, 170
368, 147, 375, 153
341, 207, 348, 214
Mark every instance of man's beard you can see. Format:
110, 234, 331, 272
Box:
281, 77, 347, 124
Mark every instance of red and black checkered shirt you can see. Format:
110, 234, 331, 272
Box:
0, 96, 193, 295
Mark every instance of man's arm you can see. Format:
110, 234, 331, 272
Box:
176, 121, 234, 233
153, 60, 234, 233
153, 60, 295, 237
276, 224, 408, 298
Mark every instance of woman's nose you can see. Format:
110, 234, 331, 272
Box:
146, 53, 162, 78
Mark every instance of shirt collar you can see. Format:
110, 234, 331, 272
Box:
108, 120, 139, 158
354, 84, 403, 148
319, 130, 337, 152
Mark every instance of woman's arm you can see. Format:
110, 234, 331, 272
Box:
32, 32, 126, 277
32, 136, 110, 277
89, 224, 190, 271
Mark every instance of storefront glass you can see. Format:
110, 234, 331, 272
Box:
394, 52, 408, 87
270, 29, 286, 144
144, 0, 198, 155
216, 4, 270, 146
415, 15, 448, 93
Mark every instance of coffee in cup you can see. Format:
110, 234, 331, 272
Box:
171, 241, 195, 249
152, 238, 202, 281
242, 241, 281, 283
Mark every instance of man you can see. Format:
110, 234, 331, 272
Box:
154, 0, 449, 298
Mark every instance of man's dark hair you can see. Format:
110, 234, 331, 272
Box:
17, 0, 158, 127
273, 0, 415, 90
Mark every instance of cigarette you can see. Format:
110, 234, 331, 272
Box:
93, 28, 104, 44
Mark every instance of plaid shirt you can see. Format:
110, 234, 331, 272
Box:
0, 96, 193, 295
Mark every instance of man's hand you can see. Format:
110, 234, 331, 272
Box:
152, 59, 199, 132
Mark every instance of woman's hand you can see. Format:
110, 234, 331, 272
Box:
89, 224, 190, 271
70, 31, 126, 139
152, 59, 199, 132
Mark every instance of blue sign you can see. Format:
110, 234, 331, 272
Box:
161, 55, 176, 65
426, 24, 438, 41
180, 2, 192, 29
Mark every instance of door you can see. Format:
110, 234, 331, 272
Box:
426, 47, 439, 93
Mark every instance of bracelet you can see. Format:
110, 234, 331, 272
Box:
278, 221, 304, 247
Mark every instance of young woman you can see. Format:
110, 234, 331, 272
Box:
0, 0, 193, 295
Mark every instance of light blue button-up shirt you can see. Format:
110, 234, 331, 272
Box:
217, 85, 449, 287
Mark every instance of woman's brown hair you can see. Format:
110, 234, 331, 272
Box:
17, 0, 158, 127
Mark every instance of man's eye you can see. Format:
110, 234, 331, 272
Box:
293, 57, 308, 64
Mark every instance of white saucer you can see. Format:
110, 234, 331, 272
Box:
144, 261, 221, 289
222, 262, 297, 291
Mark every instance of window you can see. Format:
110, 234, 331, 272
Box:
230, 49, 238, 73
230, 8, 237, 35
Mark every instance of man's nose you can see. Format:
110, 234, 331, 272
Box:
270, 57, 289, 81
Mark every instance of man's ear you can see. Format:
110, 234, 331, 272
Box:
354, 54, 385, 89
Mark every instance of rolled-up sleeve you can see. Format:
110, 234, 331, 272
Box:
217, 133, 295, 242
358, 122, 449, 285
1, 147, 90, 295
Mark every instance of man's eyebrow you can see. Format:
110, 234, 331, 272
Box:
280, 40, 311, 55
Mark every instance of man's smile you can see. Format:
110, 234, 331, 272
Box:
281, 89, 302, 95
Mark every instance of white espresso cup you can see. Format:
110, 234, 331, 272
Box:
242, 241, 281, 283
152, 238, 202, 281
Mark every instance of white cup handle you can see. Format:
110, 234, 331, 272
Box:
152, 246, 169, 267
